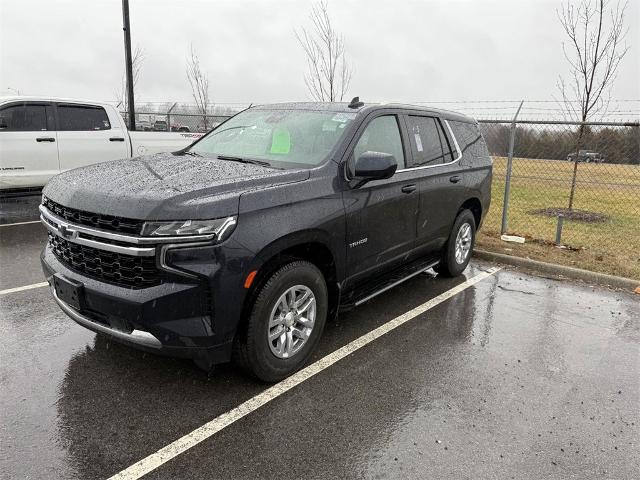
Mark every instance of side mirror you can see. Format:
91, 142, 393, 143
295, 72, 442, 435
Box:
350, 151, 397, 187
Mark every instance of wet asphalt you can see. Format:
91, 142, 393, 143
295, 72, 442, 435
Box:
1, 195, 639, 480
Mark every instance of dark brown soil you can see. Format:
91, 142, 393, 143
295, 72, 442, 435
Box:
529, 208, 610, 223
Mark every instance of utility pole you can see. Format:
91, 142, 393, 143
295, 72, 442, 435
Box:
122, 0, 136, 131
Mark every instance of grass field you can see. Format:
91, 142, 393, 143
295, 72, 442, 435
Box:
478, 157, 640, 280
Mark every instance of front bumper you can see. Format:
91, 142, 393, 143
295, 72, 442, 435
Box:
51, 284, 162, 349
41, 246, 235, 364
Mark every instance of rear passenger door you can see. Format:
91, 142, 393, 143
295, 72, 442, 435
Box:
55, 103, 129, 172
343, 112, 419, 284
0, 101, 59, 189
401, 114, 464, 254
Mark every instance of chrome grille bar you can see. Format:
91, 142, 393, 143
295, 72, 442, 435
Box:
42, 215, 156, 257
39, 204, 216, 246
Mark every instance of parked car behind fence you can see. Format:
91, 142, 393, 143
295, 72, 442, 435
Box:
566, 149, 606, 163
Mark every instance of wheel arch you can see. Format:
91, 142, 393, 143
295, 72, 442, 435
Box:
237, 232, 341, 340
459, 197, 483, 229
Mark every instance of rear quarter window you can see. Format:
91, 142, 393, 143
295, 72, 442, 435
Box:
449, 120, 491, 163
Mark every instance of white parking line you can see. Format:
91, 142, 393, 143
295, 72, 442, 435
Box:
0, 220, 41, 227
109, 266, 501, 480
0, 282, 48, 296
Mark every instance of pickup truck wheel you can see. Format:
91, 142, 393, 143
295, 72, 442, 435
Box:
435, 209, 476, 277
233, 260, 328, 382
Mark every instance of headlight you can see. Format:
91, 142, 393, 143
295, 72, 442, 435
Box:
141, 216, 236, 240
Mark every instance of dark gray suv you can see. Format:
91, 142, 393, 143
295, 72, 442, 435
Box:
40, 100, 492, 381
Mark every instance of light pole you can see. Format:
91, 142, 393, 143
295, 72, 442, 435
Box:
122, 0, 136, 131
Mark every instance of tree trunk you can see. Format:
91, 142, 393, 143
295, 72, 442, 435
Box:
567, 123, 585, 210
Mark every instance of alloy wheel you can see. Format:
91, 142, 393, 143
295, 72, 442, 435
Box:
454, 222, 472, 264
267, 285, 316, 359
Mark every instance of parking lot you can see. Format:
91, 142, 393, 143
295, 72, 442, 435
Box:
1, 194, 638, 480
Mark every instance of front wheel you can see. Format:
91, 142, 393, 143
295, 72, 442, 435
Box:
435, 209, 476, 277
233, 260, 328, 382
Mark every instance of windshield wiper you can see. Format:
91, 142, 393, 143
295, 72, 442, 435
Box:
216, 155, 277, 168
183, 150, 202, 157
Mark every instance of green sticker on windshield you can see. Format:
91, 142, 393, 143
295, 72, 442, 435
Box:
270, 127, 291, 154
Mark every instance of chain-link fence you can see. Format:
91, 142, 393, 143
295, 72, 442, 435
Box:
478, 119, 640, 280
119, 103, 250, 133
121, 111, 235, 132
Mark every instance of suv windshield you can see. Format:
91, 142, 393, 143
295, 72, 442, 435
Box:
188, 108, 357, 169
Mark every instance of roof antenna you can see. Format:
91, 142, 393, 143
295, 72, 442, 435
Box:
348, 96, 364, 109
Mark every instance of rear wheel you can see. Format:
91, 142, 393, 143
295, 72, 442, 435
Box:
435, 209, 476, 277
233, 260, 328, 382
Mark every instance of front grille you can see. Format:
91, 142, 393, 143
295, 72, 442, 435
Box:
48, 232, 163, 288
43, 197, 144, 235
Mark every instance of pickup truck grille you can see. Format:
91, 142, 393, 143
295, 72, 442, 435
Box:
43, 197, 144, 235
48, 232, 162, 289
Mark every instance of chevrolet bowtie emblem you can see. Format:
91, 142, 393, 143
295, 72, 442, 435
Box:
58, 224, 78, 239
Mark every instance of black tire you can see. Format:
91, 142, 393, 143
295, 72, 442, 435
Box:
233, 260, 328, 382
435, 209, 476, 277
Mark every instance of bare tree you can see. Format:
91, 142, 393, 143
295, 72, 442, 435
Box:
557, 0, 628, 210
115, 45, 144, 112
186, 44, 210, 130
295, 0, 352, 102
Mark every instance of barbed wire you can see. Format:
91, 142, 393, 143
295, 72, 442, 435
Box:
122, 99, 639, 125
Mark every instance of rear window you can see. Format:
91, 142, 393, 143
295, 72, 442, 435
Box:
57, 105, 111, 131
0, 104, 49, 131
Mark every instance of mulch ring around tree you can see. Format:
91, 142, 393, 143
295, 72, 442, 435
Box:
529, 208, 610, 223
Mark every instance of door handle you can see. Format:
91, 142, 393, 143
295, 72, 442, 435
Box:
449, 175, 461, 183
36, 137, 55, 142
401, 184, 417, 194
109, 137, 125, 142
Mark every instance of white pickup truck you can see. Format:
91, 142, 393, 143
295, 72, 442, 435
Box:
0, 96, 203, 191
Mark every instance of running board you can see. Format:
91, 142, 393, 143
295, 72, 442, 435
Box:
341, 257, 440, 309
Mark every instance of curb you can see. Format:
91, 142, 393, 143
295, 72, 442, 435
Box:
473, 249, 640, 291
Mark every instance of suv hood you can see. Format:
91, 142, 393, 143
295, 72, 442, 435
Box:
43, 153, 310, 220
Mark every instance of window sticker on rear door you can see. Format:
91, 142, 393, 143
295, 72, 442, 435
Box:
414, 133, 424, 152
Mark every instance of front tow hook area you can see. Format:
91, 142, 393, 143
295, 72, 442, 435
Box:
50, 286, 162, 349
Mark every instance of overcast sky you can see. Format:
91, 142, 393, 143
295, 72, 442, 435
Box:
1, 0, 638, 106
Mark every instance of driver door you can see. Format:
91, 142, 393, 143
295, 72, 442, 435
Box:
343, 113, 419, 285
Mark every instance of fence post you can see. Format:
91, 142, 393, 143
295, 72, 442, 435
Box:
500, 100, 524, 235
167, 102, 177, 132
555, 214, 565, 245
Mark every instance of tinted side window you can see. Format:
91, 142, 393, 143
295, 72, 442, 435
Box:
449, 120, 492, 166
57, 105, 111, 131
406, 116, 447, 166
449, 121, 483, 155
0, 104, 48, 131
353, 115, 405, 170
